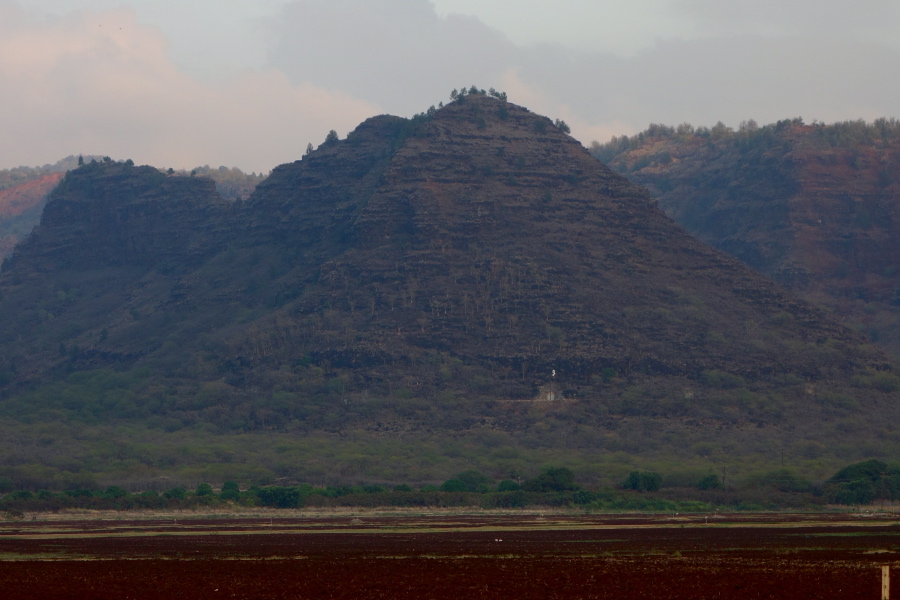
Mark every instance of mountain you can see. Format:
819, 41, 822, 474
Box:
0, 159, 265, 260
591, 119, 900, 358
0, 97, 898, 489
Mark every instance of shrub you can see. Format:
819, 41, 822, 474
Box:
483, 490, 527, 508
254, 486, 305, 508
701, 369, 745, 389
440, 479, 467, 492
697, 474, 722, 490
163, 487, 187, 500
103, 486, 128, 499
823, 459, 900, 504
455, 470, 493, 492
522, 467, 577, 492
220, 481, 240, 501
497, 479, 520, 492
622, 471, 662, 492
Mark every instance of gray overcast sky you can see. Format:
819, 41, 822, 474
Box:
4, 0, 900, 171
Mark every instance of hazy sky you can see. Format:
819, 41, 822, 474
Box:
3, 0, 900, 171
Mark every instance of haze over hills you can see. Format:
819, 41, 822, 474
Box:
0, 93, 898, 489
0, 173, 64, 258
592, 118, 900, 359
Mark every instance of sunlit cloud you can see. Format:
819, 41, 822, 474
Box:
0, 3, 378, 171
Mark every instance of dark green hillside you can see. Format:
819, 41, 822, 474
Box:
0, 96, 898, 489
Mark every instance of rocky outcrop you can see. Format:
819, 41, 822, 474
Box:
9, 161, 229, 272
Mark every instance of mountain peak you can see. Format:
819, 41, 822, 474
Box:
0, 99, 897, 479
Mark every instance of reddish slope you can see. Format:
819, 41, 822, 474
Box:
0, 172, 64, 257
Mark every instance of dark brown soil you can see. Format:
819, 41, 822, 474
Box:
1, 514, 898, 599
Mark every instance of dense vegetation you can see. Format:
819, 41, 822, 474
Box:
3, 460, 896, 518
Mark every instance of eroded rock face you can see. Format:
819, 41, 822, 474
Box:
0, 96, 894, 428
268, 97, 870, 385
10, 162, 229, 272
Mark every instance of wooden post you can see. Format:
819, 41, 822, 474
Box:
882, 565, 890, 600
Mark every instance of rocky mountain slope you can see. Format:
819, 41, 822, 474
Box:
592, 119, 900, 358
0, 159, 265, 260
0, 97, 898, 485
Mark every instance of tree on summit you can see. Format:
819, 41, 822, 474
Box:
554, 119, 571, 134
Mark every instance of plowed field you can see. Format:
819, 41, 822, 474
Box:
1, 513, 898, 599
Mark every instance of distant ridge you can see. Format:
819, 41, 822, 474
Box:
0, 173, 63, 258
593, 118, 900, 358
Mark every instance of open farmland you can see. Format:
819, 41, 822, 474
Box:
1, 513, 899, 599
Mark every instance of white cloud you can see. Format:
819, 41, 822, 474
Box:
0, 3, 378, 171
4, 0, 900, 171
673, 0, 900, 38
266, 0, 515, 116
264, 0, 900, 149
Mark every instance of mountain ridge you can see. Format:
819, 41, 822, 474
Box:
0, 96, 897, 486
592, 118, 900, 358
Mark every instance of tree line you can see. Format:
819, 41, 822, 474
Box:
3, 460, 894, 517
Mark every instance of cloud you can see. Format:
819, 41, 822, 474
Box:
266, 0, 515, 116
673, 0, 900, 38
265, 0, 900, 148
4, 0, 899, 172
0, 3, 378, 172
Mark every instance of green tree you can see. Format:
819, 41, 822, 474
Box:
454, 470, 493, 492
254, 486, 304, 508
697, 474, 722, 490
164, 486, 187, 500
196, 483, 214, 497
220, 481, 240, 501
497, 479, 520, 491
103, 486, 128, 499
823, 459, 899, 504
522, 467, 577, 492
622, 471, 662, 492
439, 478, 467, 492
